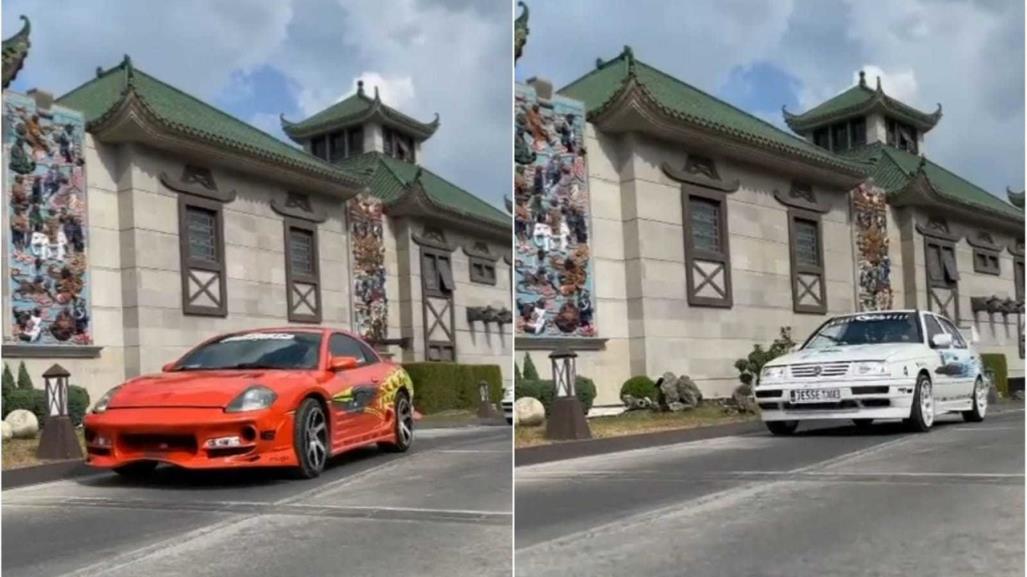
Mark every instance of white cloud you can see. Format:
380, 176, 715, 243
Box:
855, 66, 918, 104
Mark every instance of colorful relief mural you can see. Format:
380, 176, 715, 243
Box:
514, 84, 596, 337
349, 193, 388, 342
852, 181, 893, 311
4, 93, 91, 345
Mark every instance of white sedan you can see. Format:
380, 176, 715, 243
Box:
756, 310, 987, 435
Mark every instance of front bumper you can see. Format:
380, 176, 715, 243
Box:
82, 407, 298, 469
754, 378, 917, 422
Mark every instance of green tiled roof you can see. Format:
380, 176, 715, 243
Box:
340, 151, 509, 228
844, 143, 1023, 221
559, 46, 863, 175
281, 82, 439, 141
784, 73, 941, 132
57, 56, 361, 185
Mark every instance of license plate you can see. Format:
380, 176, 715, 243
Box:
790, 388, 841, 403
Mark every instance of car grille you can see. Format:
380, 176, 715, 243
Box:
789, 362, 850, 378
120, 433, 197, 454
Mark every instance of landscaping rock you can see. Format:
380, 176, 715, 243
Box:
515, 397, 545, 426
4, 409, 38, 439
656, 372, 703, 412
621, 394, 653, 410
1, 421, 12, 441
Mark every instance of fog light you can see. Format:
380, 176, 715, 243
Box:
93, 435, 112, 447
205, 436, 242, 448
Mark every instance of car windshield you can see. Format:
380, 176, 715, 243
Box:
804, 313, 922, 349
174, 331, 322, 370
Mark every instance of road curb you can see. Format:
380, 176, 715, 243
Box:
515, 419, 763, 467
2, 459, 97, 491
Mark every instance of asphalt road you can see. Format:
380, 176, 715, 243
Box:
516, 410, 1024, 577
3, 426, 511, 577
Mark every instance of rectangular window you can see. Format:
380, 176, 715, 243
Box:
850, 117, 866, 147
813, 128, 829, 149
788, 210, 826, 314
924, 237, 959, 322
682, 187, 732, 308
310, 136, 327, 160
329, 131, 347, 163
421, 251, 454, 296
885, 119, 896, 146
383, 127, 415, 163
689, 197, 721, 252
469, 257, 497, 285
1015, 257, 1024, 302
831, 122, 849, 152
973, 248, 1000, 275
284, 218, 321, 323
178, 196, 226, 317
348, 127, 364, 156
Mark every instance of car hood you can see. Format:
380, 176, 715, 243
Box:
768, 343, 925, 366
108, 370, 313, 409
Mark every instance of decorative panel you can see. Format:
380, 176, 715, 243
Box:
348, 193, 387, 342
514, 83, 595, 337
4, 92, 91, 344
851, 182, 892, 311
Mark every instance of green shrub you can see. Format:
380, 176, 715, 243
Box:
513, 376, 595, 416
2, 388, 46, 423
735, 327, 795, 386
522, 353, 540, 380
402, 362, 503, 414
2, 363, 14, 407
981, 354, 1009, 397
620, 375, 657, 402
17, 361, 33, 390
513, 361, 522, 382
68, 385, 91, 426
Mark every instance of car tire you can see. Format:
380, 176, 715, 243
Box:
381, 391, 414, 453
962, 377, 987, 423
904, 374, 934, 433
113, 461, 157, 480
852, 418, 874, 429
293, 398, 329, 479
766, 420, 799, 435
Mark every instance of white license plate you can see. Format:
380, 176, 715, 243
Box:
790, 388, 841, 403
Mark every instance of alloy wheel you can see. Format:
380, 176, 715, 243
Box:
305, 405, 327, 471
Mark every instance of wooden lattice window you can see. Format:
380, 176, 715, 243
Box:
683, 188, 732, 308
179, 196, 227, 317
788, 209, 826, 314
924, 238, 959, 322
973, 248, 1000, 275
284, 218, 321, 323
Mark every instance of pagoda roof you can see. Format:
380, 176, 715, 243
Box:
281, 82, 439, 143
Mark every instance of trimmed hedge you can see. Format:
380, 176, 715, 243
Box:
1, 384, 91, 426
17, 361, 32, 390
402, 362, 503, 415
981, 354, 1009, 397
514, 376, 596, 416
620, 375, 658, 402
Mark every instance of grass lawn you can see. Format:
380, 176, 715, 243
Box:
2, 429, 87, 470
515, 403, 757, 448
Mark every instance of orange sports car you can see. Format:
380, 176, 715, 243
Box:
83, 327, 414, 479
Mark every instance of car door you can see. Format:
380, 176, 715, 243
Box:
937, 315, 975, 402
922, 313, 959, 404
327, 333, 386, 445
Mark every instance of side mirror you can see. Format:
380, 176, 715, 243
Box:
931, 333, 953, 348
329, 356, 360, 371
161, 362, 176, 372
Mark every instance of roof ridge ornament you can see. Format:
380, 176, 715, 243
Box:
876, 75, 882, 93
357, 79, 364, 97
859, 70, 866, 87
2, 15, 31, 89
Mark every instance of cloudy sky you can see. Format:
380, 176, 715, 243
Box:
517, 0, 1024, 197
2, 0, 512, 209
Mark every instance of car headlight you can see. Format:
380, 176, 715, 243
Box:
92, 386, 121, 414
852, 361, 888, 376
760, 366, 788, 383
225, 385, 277, 413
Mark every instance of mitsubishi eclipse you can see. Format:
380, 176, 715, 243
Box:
83, 328, 414, 479
756, 310, 987, 435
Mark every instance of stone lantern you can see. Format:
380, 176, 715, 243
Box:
476, 380, 501, 419
37, 364, 83, 460
545, 348, 591, 440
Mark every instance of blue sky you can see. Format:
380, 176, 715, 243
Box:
2, 0, 512, 209
517, 0, 1025, 197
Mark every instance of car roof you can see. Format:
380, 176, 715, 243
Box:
218, 326, 366, 340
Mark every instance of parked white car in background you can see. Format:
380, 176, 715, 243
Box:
756, 310, 987, 435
